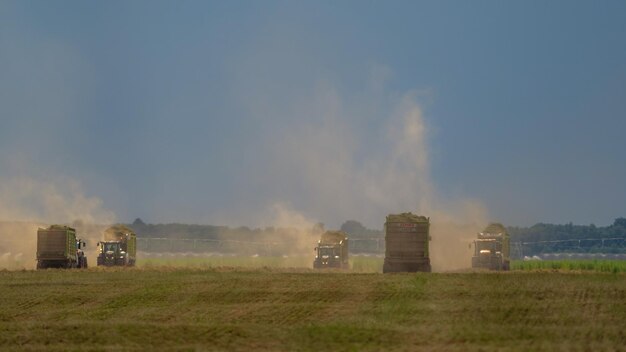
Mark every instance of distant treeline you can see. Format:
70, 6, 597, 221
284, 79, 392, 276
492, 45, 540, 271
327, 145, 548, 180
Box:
128, 218, 325, 242
127, 218, 626, 255
509, 218, 626, 254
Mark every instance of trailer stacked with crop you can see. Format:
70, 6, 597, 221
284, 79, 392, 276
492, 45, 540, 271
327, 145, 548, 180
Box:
383, 213, 431, 273
36, 225, 87, 269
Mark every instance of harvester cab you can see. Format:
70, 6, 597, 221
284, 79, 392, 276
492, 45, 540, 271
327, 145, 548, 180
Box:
97, 241, 128, 266
97, 225, 137, 267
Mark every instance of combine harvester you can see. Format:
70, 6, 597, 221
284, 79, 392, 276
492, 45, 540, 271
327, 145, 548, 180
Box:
471, 223, 510, 271
36, 225, 88, 269
313, 231, 349, 269
97, 225, 137, 266
383, 213, 431, 273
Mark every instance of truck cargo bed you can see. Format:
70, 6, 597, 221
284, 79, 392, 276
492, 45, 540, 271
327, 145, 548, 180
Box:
37, 231, 68, 259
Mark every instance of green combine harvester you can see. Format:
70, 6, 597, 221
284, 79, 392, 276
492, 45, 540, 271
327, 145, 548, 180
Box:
471, 223, 510, 271
36, 225, 88, 269
97, 225, 137, 266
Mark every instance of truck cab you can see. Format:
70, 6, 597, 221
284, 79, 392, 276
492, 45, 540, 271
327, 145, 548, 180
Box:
314, 244, 342, 268
76, 239, 88, 268
313, 231, 349, 269
472, 238, 504, 270
471, 223, 510, 271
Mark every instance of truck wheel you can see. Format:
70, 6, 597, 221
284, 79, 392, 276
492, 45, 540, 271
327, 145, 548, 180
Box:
382, 262, 394, 273
422, 263, 432, 273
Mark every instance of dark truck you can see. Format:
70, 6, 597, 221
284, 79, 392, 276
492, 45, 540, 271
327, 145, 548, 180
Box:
36, 225, 88, 269
471, 223, 510, 271
97, 225, 137, 266
313, 231, 349, 269
383, 213, 431, 273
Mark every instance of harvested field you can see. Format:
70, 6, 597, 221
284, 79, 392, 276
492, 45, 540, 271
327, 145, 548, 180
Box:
139, 255, 384, 273
1, 268, 625, 351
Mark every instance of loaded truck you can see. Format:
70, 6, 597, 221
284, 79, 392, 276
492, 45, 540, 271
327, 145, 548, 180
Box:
471, 223, 510, 271
36, 225, 88, 269
383, 213, 431, 273
97, 225, 137, 266
313, 231, 349, 269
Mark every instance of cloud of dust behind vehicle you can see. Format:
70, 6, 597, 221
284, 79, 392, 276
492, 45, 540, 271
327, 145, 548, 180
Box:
219, 67, 489, 271
0, 175, 116, 269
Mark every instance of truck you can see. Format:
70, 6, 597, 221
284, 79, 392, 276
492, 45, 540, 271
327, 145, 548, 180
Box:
313, 231, 349, 269
383, 213, 431, 273
97, 225, 137, 267
36, 225, 88, 269
471, 223, 510, 271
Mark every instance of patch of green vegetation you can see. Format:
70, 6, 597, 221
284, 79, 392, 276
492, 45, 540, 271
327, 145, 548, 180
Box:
349, 256, 383, 273
512, 260, 626, 273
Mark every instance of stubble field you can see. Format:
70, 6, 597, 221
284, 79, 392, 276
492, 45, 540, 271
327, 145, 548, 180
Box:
1, 264, 625, 351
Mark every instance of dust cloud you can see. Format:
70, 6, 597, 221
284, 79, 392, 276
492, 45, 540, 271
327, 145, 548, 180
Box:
242, 68, 489, 271
1, 65, 490, 272
0, 175, 116, 269
264, 202, 321, 255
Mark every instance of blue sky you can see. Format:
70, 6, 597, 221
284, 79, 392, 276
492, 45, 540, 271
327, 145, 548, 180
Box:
1, 1, 625, 228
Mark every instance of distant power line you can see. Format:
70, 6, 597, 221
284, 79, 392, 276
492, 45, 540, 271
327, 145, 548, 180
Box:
511, 237, 626, 259
519, 237, 626, 246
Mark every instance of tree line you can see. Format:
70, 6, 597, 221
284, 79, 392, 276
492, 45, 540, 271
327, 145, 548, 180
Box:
128, 217, 626, 254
